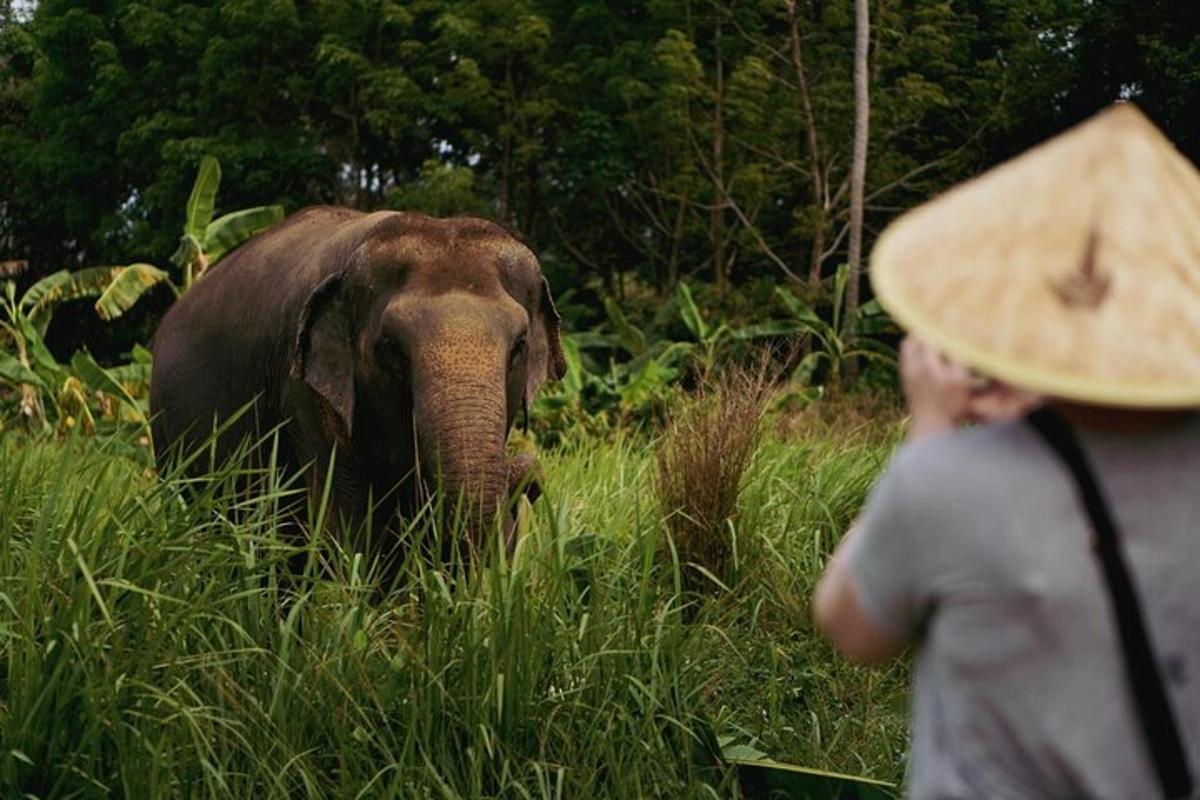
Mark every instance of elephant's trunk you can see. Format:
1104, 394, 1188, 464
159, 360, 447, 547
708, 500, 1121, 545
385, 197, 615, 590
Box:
411, 337, 510, 554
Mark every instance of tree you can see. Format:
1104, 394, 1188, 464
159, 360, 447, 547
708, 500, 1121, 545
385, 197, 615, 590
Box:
845, 0, 869, 325
7, 0, 1184, 373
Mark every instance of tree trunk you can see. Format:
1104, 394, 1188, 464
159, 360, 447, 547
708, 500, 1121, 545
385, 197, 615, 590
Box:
845, 0, 870, 380
787, 1, 829, 285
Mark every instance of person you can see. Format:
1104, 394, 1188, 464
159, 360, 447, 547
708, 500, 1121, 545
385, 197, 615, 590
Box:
812, 102, 1200, 799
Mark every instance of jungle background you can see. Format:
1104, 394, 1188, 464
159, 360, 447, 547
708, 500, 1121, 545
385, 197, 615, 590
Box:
3, 0, 1199, 367
1, 1, 1199, 798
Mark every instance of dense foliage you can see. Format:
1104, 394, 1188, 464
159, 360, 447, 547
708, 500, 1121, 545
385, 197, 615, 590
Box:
2, 0, 1197, 359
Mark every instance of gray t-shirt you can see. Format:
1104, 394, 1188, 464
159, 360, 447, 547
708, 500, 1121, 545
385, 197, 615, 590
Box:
848, 416, 1200, 799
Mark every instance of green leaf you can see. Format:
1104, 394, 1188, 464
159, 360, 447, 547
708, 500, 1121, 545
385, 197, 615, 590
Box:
14, 313, 63, 376
22, 267, 123, 335
566, 330, 612, 352
733, 321, 805, 340
676, 282, 708, 341
559, 335, 586, 396
721, 743, 769, 762
185, 156, 221, 240
832, 262, 850, 332
70, 350, 147, 425
130, 343, 153, 364
94, 264, 170, 320
19, 269, 71, 312
858, 298, 885, 317
623, 341, 692, 377
852, 300, 899, 337
0, 352, 45, 388
774, 287, 828, 336
106, 360, 152, 395
790, 351, 826, 385
203, 205, 284, 264
846, 339, 899, 365
618, 356, 677, 409
170, 233, 203, 271
603, 296, 646, 358
853, 337, 898, 358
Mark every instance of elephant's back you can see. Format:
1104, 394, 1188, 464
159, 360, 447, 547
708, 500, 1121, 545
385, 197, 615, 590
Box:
149, 206, 379, 461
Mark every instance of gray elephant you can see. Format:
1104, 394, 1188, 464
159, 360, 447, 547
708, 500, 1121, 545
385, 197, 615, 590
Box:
149, 206, 565, 559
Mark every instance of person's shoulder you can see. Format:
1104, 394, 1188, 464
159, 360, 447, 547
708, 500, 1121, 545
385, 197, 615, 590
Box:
889, 418, 1047, 498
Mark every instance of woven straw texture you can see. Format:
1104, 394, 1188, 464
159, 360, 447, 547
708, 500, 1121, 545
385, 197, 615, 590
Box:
871, 103, 1200, 407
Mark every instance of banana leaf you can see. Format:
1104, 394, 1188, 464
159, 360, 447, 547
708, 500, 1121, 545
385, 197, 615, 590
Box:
774, 287, 829, 337
130, 343, 153, 364
831, 262, 850, 332
676, 282, 709, 341
847, 337, 898, 363
22, 267, 122, 332
170, 233, 203, 270
558, 336, 586, 397
106, 360, 153, 395
0, 352, 45, 388
70, 350, 148, 426
16, 315, 64, 376
603, 296, 647, 358
733, 320, 806, 340
729, 757, 897, 800
565, 329, 612, 352
185, 156, 221, 241
203, 205, 284, 264
790, 350, 827, 385
94, 263, 171, 320
845, 298, 896, 335
617, 356, 678, 409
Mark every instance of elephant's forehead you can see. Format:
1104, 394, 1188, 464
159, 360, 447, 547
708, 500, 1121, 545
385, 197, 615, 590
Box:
367, 233, 537, 299
368, 231, 530, 267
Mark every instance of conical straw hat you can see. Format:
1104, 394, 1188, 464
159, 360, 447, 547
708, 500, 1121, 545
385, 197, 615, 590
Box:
870, 103, 1200, 407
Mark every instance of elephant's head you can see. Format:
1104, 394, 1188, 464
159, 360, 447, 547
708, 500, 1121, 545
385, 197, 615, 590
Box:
291, 213, 565, 549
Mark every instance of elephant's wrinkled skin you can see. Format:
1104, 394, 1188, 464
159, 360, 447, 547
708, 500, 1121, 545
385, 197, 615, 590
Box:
150, 207, 565, 556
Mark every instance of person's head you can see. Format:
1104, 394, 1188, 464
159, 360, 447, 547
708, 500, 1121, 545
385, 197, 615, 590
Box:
870, 103, 1200, 424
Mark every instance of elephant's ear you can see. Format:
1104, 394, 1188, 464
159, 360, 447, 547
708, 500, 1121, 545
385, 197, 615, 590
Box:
526, 275, 567, 404
292, 274, 355, 442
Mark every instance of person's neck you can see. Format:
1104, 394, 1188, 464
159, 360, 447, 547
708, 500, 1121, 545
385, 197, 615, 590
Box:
1048, 402, 1196, 435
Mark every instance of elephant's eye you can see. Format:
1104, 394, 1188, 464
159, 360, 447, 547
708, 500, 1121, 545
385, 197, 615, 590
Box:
508, 337, 527, 370
375, 335, 408, 369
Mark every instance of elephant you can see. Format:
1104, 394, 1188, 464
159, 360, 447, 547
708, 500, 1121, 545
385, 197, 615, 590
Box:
149, 206, 566, 561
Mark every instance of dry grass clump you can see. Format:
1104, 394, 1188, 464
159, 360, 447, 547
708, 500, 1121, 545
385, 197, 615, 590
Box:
656, 361, 773, 591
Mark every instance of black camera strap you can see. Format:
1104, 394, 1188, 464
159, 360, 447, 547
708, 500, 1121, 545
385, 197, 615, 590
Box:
1027, 407, 1193, 798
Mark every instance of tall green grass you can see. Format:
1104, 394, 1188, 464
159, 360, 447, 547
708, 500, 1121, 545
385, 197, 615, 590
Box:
0, 412, 907, 798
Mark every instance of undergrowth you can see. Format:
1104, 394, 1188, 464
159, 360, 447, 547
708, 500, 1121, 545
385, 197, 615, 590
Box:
0, 402, 907, 798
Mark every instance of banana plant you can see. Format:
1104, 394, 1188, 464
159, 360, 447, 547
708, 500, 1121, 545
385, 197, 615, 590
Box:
0, 273, 151, 433
14, 156, 288, 332
12, 262, 172, 324
676, 282, 733, 374
170, 155, 285, 289
738, 263, 898, 391
48, 156, 282, 325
